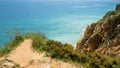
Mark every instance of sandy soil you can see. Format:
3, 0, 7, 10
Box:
7, 39, 81, 68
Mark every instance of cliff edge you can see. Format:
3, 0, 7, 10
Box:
76, 4, 120, 56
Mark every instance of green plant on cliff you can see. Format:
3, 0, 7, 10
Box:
23, 32, 47, 51
25, 33, 120, 68
0, 31, 23, 57
0, 32, 120, 68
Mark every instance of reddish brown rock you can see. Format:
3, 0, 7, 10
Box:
83, 23, 96, 39
86, 33, 102, 51
116, 4, 120, 10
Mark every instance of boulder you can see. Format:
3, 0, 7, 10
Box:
86, 33, 102, 51
0, 59, 18, 68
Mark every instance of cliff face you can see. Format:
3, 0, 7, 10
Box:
76, 4, 120, 56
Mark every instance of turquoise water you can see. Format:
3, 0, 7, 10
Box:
0, 1, 119, 46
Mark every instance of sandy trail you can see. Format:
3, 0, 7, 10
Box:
7, 39, 81, 68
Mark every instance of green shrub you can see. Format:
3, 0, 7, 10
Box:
15, 35, 23, 41
28, 33, 120, 68
1, 32, 120, 68
0, 35, 23, 57
104, 11, 115, 18
23, 32, 47, 51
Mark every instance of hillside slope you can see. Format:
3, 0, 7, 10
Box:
2, 39, 79, 68
76, 4, 120, 56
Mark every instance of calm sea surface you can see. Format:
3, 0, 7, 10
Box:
0, 1, 119, 46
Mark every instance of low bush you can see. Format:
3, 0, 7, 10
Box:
1, 32, 120, 68
24, 33, 120, 68
23, 32, 47, 51
0, 34, 23, 57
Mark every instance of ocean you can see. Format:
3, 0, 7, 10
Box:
0, 1, 119, 46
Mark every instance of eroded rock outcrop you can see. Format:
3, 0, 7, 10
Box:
76, 4, 120, 56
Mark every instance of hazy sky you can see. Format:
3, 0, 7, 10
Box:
0, 0, 119, 2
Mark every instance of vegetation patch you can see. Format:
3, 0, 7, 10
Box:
23, 33, 120, 68
0, 32, 23, 57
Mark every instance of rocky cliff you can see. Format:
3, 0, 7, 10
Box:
76, 4, 120, 56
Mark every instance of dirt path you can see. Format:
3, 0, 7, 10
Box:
7, 39, 81, 68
